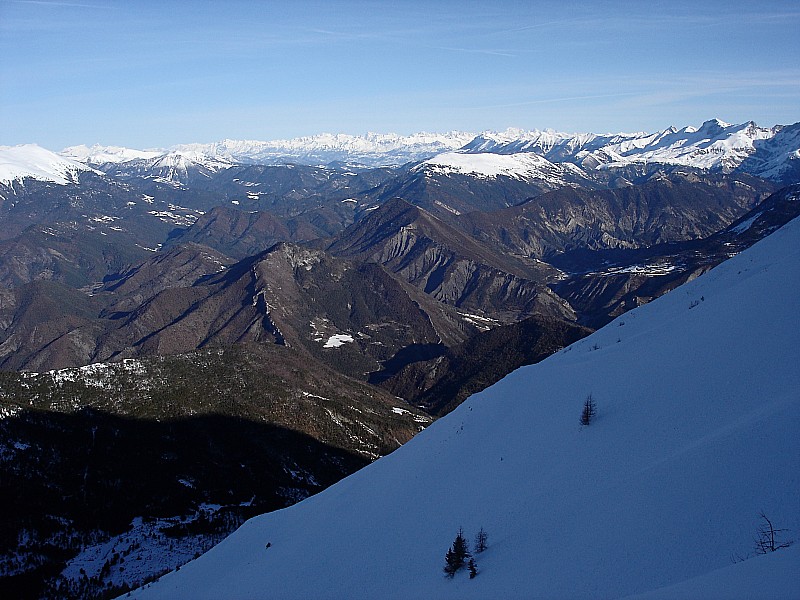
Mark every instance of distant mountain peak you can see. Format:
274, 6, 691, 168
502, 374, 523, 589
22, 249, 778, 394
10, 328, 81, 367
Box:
701, 117, 731, 128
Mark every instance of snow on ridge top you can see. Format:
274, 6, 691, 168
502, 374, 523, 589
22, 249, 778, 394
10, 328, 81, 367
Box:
230, 131, 475, 152
42, 117, 799, 173
0, 143, 101, 185
596, 119, 777, 171
418, 151, 563, 180
457, 119, 793, 175
150, 149, 232, 170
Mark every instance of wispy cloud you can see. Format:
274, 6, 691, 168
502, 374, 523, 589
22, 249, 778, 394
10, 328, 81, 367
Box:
10, 0, 112, 8
435, 46, 516, 58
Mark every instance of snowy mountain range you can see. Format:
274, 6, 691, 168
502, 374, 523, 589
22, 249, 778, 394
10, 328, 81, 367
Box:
2, 119, 797, 187
170, 131, 477, 168
61, 131, 476, 170
422, 119, 799, 183
129, 212, 800, 598
460, 119, 776, 169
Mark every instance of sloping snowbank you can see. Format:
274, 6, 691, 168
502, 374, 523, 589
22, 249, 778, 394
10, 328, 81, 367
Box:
130, 217, 800, 599
622, 545, 800, 600
0, 143, 100, 185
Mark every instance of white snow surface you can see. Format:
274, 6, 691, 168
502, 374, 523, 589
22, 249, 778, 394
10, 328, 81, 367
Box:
621, 546, 799, 600
322, 333, 354, 348
418, 151, 576, 182
0, 144, 101, 185
594, 119, 776, 171
130, 217, 800, 599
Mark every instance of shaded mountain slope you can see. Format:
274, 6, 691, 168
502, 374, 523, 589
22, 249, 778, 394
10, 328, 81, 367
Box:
165, 206, 329, 259
380, 314, 592, 416
457, 172, 774, 260
0, 342, 431, 598
551, 184, 800, 326
360, 158, 596, 219
0, 280, 106, 371
101, 243, 235, 313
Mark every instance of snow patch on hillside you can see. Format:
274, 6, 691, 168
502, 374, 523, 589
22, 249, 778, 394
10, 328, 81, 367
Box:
323, 334, 354, 348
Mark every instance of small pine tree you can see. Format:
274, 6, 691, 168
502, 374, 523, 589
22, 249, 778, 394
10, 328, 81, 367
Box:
580, 393, 596, 426
468, 557, 478, 579
443, 548, 459, 578
443, 527, 471, 578
452, 527, 470, 567
474, 527, 488, 553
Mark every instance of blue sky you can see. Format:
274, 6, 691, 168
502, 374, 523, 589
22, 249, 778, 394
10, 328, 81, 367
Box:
1, 0, 798, 150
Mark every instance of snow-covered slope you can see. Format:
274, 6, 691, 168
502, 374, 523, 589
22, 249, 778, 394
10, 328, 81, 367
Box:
738, 122, 800, 183
60, 143, 162, 165
130, 216, 800, 599
593, 119, 776, 171
417, 150, 587, 183
58, 132, 474, 171
0, 144, 101, 185
108, 150, 234, 184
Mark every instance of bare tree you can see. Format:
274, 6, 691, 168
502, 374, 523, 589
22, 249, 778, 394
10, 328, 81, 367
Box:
474, 527, 488, 553
580, 394, 596, 426
755, 511, 793, 554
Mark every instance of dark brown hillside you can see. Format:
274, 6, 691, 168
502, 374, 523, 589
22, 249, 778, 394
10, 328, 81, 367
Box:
166, 205, 324, 259
0, 280, 105, 371
0, 225, 154, 290
359, 159, 597, 220
328, 198, 573, 323
101, 242, 235, 313
0, 241, 478, 376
